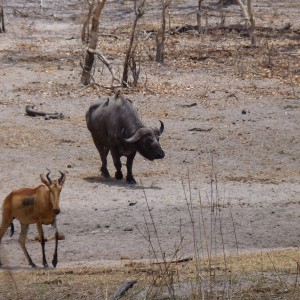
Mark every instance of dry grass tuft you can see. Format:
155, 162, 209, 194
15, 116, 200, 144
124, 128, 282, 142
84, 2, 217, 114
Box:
0, 249, 299, 299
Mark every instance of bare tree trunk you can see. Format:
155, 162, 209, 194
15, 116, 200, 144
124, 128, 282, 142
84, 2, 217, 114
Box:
122, 0, 146, 87
81, 0, 107, 86
236, 0, 249, 27
81, 1, 94, 44
236, 0, 256, 46
247, 0, 256, 46
156, 0, 172, 64
129, 43, 141, 87
0, 4, 5, 33
196, 0, 204, 33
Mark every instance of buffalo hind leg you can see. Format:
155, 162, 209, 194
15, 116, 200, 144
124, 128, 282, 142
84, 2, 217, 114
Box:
19, 223, 36, 268
111, 148, 123, 180
93, 138, 110, 178
126, 153, 136, 184
99, 147, 110, 178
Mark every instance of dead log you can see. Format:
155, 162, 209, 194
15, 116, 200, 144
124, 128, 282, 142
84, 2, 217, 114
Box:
110, 280, 137, 300
25, 105, 64, 120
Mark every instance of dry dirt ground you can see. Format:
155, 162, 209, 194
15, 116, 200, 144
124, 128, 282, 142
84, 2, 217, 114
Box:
0, 0, 299, 275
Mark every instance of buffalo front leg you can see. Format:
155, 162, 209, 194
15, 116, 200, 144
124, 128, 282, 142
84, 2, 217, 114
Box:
126, 152, 136, 184
19, 223, 36, 268
111, 148, 123, 180
37, 223, 48, 268
52, 220, 58, 268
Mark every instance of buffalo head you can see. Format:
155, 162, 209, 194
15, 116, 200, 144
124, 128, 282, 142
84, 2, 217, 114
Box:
121, 121, 165, 161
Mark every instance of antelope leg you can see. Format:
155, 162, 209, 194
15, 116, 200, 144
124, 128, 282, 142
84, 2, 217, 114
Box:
19, 223, 36, 268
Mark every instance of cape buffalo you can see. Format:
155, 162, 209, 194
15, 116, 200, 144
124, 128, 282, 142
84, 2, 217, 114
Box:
86, 94, 165, 184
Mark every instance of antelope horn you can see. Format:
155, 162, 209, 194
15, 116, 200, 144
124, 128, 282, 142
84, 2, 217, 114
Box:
58, 171, 66, 185
46, 168, 53, 184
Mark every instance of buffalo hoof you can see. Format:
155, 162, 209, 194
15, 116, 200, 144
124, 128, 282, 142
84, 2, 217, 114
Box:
101, 170, 110, 178
115, 171, 123, 180
126, 177, 136, 184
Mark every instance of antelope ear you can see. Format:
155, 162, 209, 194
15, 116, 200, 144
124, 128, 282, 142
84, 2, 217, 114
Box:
40, 174, 51, 187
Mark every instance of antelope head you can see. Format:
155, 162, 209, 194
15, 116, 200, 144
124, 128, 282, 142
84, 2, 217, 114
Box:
40, 170, 66, 215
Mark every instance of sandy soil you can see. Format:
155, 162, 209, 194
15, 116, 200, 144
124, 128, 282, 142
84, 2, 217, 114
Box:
0, 0, 299, 270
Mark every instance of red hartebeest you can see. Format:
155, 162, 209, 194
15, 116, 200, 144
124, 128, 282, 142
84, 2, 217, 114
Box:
0, 170, 66, 268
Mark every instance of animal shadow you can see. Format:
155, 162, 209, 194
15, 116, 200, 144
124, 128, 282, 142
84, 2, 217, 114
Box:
83, 176, 162, 190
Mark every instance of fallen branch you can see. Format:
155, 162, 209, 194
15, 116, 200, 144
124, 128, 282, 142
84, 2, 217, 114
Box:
25, 105, 64, 120
87, 48, 121, 86
110, 280, 137, 300
188, 127, 212, 132
100, 33, 118, 39
13, 8, 30, 18
32, 232, 65, 242
152, 256, 193, 264
180, 102, 197, 108
279, 22, 292, 31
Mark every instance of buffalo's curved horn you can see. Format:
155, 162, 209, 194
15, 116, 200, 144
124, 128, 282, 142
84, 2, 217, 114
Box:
46, 168, 53, 184
58, 171, 66, 186
159, 120, 164, 135
122, 127, 153, 143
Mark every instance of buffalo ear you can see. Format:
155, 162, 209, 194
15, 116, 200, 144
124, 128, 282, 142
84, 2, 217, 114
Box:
40, 174, 51, 187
